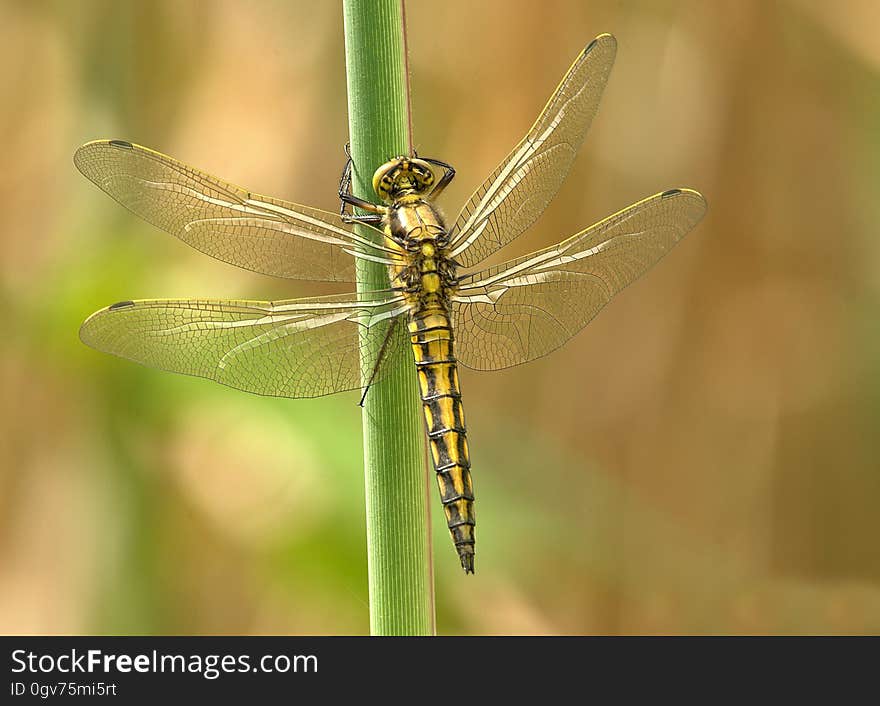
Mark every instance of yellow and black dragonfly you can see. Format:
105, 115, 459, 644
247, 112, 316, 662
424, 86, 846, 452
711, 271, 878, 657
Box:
76, 34, 705, 574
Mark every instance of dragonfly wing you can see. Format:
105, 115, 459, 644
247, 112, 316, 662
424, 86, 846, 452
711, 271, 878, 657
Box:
80, 292, 410, 398
453, 189, 706, 370
74, 140, 395, 282
447, 34, 617, 268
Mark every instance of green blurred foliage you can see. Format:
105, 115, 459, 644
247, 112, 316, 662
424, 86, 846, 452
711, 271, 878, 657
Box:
1, 0, 880, 634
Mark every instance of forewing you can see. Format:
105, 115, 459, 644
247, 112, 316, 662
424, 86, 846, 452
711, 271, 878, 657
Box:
80, 292, 410, 398
453, 189, 706, 370
448, 34, 617, 268
74, 140, 394, 282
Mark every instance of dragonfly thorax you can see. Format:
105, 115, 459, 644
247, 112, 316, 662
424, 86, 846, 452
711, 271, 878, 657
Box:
387, 201, 450, 248
385, 200, 456, 298
372, 157, 435, 203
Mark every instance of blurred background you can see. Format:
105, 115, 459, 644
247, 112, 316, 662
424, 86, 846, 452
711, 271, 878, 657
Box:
2, 0, 879, 635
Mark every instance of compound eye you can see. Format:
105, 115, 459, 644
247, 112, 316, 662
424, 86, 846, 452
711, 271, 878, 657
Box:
373, 170, 395, 199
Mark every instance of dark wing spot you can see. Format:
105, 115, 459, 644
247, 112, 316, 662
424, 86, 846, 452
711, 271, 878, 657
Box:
585, 37, 598, 54
661, 189, 682, 199
108, 140, 133, 149
108, 300, 135, 311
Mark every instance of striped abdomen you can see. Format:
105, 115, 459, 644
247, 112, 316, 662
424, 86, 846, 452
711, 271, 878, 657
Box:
409, 309, 475, 573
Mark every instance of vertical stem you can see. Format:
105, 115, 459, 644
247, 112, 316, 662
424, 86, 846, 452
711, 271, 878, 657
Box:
343, 0, 435, 636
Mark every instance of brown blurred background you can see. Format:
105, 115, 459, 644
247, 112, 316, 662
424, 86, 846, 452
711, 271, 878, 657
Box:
2, 0, 879, 635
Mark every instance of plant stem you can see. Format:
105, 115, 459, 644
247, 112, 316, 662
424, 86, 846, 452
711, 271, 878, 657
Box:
343, 0, 435, 636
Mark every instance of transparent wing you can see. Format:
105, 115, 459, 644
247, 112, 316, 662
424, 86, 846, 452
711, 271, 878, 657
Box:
80, 291, 411, 398
447, 33, 617, 268
74, 140, 396, 282
452, 189, 706, 370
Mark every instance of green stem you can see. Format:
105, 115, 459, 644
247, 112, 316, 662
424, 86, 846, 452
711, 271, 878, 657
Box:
343, 0, 435, 636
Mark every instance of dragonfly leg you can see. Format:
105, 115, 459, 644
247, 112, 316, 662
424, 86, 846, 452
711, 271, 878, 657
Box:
338, 142, 384, 217
359, 318, 400, 407
421, 157, 456, 199
338, 145, 354, 216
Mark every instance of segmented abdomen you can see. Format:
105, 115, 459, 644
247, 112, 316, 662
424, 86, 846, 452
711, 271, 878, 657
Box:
409, 309, 475, 573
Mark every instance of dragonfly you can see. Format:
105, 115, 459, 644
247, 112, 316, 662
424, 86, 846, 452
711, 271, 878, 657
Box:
76, 33, 706, 574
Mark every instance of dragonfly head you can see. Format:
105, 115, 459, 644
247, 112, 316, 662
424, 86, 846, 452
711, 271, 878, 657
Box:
372, 157, 435, 202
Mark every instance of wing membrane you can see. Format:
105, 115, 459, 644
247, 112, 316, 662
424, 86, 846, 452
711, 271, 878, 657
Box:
80, 292, 410, 398
74, 140, 395, 282
448, 33, 617, 268
453, 189, 706, 370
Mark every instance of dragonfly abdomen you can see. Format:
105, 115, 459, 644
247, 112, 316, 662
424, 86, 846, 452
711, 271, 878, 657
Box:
408, 310, 475, 574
